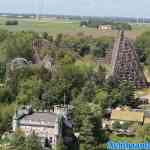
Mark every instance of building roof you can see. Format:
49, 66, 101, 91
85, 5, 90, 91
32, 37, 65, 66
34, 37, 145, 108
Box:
111, 109, 144, 123
144, 118, 150, 124
20, 112, 58, 126
144, 112, 150, 124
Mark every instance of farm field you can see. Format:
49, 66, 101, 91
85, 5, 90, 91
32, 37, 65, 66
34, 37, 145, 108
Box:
1, 17, 150, 39
126, 24, 150, 39
0, 17, 122, 38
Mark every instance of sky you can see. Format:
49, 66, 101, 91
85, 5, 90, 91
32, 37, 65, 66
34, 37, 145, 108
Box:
0, 0, 150, 17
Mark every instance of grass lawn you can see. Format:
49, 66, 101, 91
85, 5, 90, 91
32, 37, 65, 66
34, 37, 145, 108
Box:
110, 134, 144, 143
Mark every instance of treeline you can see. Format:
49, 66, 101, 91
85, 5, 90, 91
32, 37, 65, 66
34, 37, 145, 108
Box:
135, 31, 150, 70
5, 20, 18, 25
80, 19, 132, 30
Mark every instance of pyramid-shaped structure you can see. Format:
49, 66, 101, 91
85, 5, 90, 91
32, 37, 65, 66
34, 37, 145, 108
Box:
112, 31, 148, 88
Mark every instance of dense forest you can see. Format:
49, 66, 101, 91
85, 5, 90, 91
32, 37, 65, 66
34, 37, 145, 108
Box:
0, 28, 150, 149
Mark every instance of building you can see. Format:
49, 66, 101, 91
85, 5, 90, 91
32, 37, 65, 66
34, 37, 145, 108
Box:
97, 25, 112, 31
110, 108, 144, 124
144, 112, 150, 124
103, 107, 150, 134
12, 105, 70, 148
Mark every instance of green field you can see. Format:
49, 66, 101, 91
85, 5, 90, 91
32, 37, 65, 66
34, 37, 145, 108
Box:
1, 17, 150, 39
0, 17, 117, 37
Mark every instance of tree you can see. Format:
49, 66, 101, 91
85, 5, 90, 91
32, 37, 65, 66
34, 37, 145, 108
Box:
0, 86, 13, 103
121, 122, 129, 130
42, 32, 48, 39
3, 31, 38, 61
5, 20, 18, 25
16, 77, 42, 108
135, 31, 150, 63
10, 129, 26, 150
79, 44, 90, 56
55, 33, 63, 47
25, 132, 43, 150
94, 65, 106, 86
80, 117, 96, 150
11, 130, 43, 150
59, 53, 75, 65
72, 99, 90, 131
91, 36, 113, 58
0, 104, 15, 135
94, 89, 108, 109
79, 81, 96, 102
0, 29, 10, 42
105, 81, 135, 108
119, 81, 135, 106
135, 125, 150, 142
112, 121, 121, 130
56, 138, 67, 150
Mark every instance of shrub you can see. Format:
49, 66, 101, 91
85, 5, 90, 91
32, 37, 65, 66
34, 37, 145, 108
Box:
112, 121, 121, 130
121, 122, 129, 130
5, 20, 18, 26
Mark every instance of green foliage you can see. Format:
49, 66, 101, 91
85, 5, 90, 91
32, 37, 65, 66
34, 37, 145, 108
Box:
1, 31, 38, 61
72, 99, 108, 149
5, 20, 18, 26
0, 86, 13, 103
83, 19, 132, 31
56, 138, 67, 150
112, 121, 129, 130
10, 130, 43, 150
91, 36, 113, 58
112, 121, 122, 130
79, 81, 96, 102
121, 122, 129, 130
94, 65, 106, 86
0, 104, 15, 135
136, 125, 150, 141
25, 132, 43, 150
80, 117, 96, 150
105, 80, 135, 108
0, 28, 140, 147
59, 53, 75, 65
94, 89, 108, 109
42, 32, 48, 39
10, 129, 26, 150
112, 23, 132, 30
135, 31, 150, 67
16, 77, 42, 107
0, 29, 10, 42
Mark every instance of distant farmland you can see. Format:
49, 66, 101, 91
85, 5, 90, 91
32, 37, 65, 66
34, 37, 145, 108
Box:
0, 17, 150, 38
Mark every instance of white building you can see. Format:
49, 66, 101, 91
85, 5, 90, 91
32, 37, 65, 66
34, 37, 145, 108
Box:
12, 106, 66, 148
